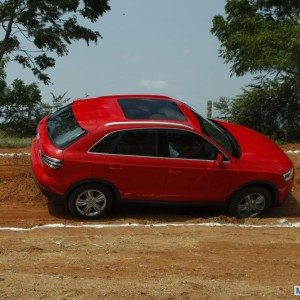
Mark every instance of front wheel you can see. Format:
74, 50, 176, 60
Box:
228, 186, 271, 218
68, 183, 113, 219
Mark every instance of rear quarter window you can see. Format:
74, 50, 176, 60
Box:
47, 105, 86, 149
89, 132, 120, 153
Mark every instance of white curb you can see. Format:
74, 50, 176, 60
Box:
0, 222, 300, 232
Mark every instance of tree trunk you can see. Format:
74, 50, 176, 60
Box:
0, 1, 18, 62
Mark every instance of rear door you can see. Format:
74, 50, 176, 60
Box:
105, 129, 166, 201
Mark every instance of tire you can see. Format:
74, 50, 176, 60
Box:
228, 185, 271, 218
68, 183, 114, 219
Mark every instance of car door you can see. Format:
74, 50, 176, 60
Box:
161, 129, 232, 202
105, 129, 166, 201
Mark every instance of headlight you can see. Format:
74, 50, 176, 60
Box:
283, 168, 294, 182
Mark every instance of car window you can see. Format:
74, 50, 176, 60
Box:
89, 132, 120, 153
47, 104, 86, 149
164, 130, 219, 160
118, 99, 186, 121
191, 110, 241, 158
112, 129, 157, 157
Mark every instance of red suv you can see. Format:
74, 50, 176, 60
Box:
31, 95, 294, 219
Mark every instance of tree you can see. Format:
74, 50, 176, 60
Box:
0, 0, 110, 84
213, 97, 232, 120
211, 0, 300, 79
50, 91, 70, 112
0, 79, 51, 135
0, 62, 51, 136
211, 0, 300, 142
0, 60, 6, 93
214, 78, 300, 142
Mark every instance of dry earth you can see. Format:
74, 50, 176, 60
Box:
0, 145, 299, 299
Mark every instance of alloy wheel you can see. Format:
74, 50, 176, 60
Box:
75, 189, 107, 217
236, 193, 266, 217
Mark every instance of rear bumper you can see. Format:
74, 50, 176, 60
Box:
31, 168, 64, 200
31, 139, 65, 200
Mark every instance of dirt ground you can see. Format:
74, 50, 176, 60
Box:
0, 145, 299, 299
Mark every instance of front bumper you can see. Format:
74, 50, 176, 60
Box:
277, 179, 294, 204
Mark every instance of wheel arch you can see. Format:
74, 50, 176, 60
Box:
63, 178, 121, 204
226, 180, 279, 206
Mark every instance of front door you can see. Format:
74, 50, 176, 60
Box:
162, 129, 230, 202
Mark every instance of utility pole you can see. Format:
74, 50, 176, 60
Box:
207, 100, 212, 118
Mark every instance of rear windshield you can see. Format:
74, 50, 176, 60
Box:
47, 105, 86, 149
118, 99, 186, 121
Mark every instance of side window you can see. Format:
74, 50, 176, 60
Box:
112, 129, 157, 157
90, 132, 120, 153
165, 130, 219, 160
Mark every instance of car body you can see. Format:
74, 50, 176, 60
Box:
31, 94, 294, 219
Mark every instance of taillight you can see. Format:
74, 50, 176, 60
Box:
36, 124, 40, 140
39, 150, 62, 169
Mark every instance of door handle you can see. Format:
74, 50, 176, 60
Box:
168, 170, 182, 175
108, 166, 123, 172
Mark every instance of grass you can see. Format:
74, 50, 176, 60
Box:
0, 131, 33, 148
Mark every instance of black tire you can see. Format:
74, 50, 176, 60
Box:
68, 183, 114, 219
228, 185, 271, 218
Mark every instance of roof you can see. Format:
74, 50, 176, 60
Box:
71, 94, 201, 132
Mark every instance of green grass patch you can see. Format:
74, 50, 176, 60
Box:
0, 131, 33, 148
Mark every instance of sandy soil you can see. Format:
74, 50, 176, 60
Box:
0, 226, 299, 299
0, 145, 299, 299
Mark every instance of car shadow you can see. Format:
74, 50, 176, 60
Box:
47, 197, 227, 223
47, 198, 74, 221
110, 204, 227, 222
47, 193, 300, 222
265, 194, 300, 218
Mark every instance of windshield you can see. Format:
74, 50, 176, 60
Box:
192, 111, 241, 158
47, 105, 86, 149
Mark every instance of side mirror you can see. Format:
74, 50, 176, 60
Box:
215, 153, 224, 167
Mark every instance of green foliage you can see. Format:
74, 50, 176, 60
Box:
214, 79, 300, 142
211, 0, 300, 78
0, 131, 32, 148
0, 79, 52, 136
0, 0, 110, 84
50, 91, 70, 112
0, 63, 51, 136
211, 0, 300, 142
213, 97, 232, 120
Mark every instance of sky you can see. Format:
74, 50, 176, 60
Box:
5, 0, 252, 116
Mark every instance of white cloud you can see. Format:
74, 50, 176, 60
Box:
183, 48, 191, 54
140, 80, 168, 89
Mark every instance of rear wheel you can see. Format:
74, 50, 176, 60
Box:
228, 186, 271, 218
68, 183, 113, 219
